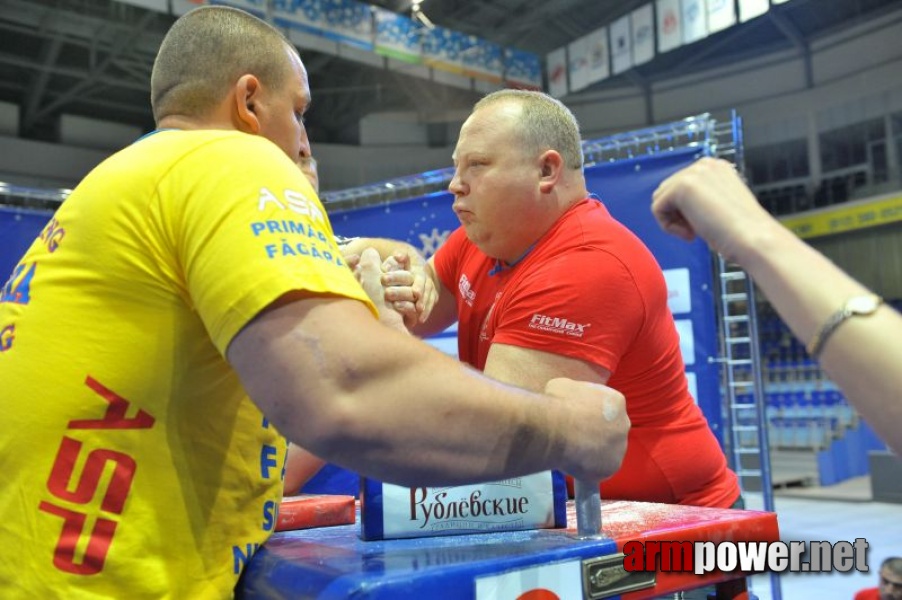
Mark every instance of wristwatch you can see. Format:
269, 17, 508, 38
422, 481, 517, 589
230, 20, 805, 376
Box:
806, 294, 883, 359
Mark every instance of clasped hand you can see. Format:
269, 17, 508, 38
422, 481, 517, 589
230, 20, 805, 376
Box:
345, 248, 437, 330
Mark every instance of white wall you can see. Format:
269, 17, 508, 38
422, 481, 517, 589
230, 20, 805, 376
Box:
360, 112, 433, 146
0, 134, 111, 189
60, 115, 142, 152
314, 142, 453, 190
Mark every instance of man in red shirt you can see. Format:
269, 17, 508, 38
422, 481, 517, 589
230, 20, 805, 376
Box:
856, 557, 902, 600
359, 90, 739, 507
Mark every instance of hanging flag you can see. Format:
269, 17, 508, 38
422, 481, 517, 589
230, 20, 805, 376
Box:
738, 0, 769, 22
631, 4, 655, 66
569, 27, 609, 92
610, 14, 632, 75
584, 27, 610, 87
681, 0, 708, 45
656, 0, 682, 53
706, 0, 736, 34
568, 36, 591, 92
546, 47, 569, 97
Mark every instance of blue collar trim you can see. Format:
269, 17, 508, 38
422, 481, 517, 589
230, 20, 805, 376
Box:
488, 242, 537, 276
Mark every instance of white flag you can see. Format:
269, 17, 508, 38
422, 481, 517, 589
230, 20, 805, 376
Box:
546, 47, 568, 98
707, 0, 736, 34
568, 36, 591, 92
771, 0, 792, 4
610, 15, 632, 75
656, 0, 682, 53
631, 4, 655, 66
584, 27, 610, 87
682, 0, 708, 44
738, 0, 769, 22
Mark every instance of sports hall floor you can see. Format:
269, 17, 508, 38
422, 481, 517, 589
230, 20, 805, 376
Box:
742, 476, 901, 600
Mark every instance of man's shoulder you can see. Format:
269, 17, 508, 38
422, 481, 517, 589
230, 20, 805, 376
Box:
121, 129, 279, 164
91, 130, 279, 192
564, 201, 661, 265
154, 129, 276, 155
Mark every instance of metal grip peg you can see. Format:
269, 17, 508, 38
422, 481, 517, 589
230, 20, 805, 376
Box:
573, 478, 604, 539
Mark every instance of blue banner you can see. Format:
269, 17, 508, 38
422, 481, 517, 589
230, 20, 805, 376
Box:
0, 207, 49, 282
583, 147, 722, 440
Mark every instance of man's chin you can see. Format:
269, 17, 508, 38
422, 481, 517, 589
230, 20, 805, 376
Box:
467, 235, 501, 260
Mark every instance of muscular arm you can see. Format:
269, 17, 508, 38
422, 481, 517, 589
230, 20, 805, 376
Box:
227, 292, 628, 488
652, 157, 902, 455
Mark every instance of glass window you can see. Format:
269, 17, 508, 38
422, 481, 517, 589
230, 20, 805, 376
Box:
819, 118, 884, 172
745, 139, 809, 185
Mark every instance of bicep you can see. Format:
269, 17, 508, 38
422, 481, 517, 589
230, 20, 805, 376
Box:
483, 342, 611, 393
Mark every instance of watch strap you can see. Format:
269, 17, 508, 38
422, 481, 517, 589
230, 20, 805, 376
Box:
806, 294, 883, 359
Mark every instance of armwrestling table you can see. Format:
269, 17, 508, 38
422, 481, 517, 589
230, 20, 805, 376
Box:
237, 499, 779, 600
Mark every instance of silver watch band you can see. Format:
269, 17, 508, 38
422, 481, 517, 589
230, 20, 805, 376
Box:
806, 294, 883, 358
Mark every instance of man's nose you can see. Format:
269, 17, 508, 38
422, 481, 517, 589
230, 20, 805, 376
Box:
298, 125, 311, 160
448, 169, 466, 196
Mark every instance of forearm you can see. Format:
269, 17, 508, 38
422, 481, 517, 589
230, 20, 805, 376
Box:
283, 444, 326, 495
321, 335, 563, 486
737, 222, 865, 343
737, 224, 902, 454
231, 297, 587, 487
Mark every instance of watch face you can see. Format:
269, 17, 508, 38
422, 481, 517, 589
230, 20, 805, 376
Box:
847, 295, 881, 314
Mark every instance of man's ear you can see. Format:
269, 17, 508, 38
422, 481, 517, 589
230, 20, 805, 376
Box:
234, 74, 262, 134
538, 150, 564, 194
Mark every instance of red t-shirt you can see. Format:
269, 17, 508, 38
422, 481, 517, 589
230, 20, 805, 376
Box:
854, 588, 879, 600
434, 198, 739, 507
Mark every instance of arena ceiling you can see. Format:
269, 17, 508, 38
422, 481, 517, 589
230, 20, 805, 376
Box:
0, 0, 899, 146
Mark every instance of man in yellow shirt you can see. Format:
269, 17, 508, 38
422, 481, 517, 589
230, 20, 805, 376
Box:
0, 6, 628, 598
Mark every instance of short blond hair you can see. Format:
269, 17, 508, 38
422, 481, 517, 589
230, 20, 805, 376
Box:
151, 6, 294, 123
473, 90, 584, 169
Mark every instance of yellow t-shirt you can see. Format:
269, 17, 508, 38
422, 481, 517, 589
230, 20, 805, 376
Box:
0, 130, 373, 598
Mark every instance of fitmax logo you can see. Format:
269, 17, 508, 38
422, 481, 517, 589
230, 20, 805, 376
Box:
458, 274, 476, 307
528, 314, 591, 337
